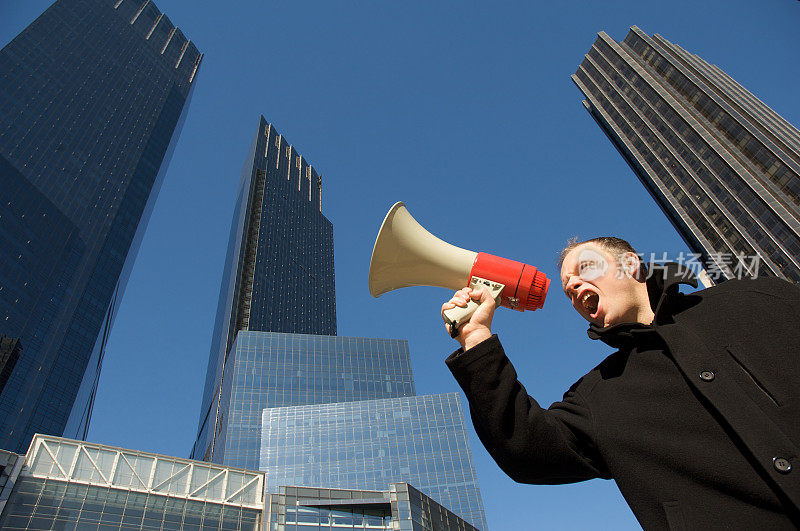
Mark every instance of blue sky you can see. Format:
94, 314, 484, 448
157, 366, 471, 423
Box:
2, 1, 799, 529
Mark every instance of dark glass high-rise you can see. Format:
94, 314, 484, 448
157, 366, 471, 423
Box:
0, 0, 201, 452
192, 117, 337, 463
191, 118, 487, 528
573, 26, 800, 282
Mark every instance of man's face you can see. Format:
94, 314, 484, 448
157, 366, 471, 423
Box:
560, 243, 643, 327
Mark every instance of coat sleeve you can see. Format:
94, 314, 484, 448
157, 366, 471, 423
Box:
446, 334, 610, 484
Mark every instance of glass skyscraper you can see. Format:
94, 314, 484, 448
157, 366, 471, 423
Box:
193, 117, 486, 527
0, 0, 201, 453
573, 26, 800, 282
192, 118, 338, 463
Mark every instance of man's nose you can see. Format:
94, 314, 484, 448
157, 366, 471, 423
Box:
565, 277, 582, 296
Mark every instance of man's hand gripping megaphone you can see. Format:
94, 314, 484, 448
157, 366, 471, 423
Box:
442, 285, 499, 351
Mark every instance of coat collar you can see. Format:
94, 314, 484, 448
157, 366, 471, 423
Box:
587, 262, 698, 348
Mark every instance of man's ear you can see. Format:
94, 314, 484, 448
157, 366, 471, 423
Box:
620, 252, 642, 280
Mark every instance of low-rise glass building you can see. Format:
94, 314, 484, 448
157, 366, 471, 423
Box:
261, 394, 487, 530
0, 434, 264, 530
266, 483, 479, 531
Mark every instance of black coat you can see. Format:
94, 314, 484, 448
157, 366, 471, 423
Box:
446, 264, 800, 529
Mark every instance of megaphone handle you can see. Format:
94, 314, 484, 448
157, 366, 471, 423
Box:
443, 278, 504, 338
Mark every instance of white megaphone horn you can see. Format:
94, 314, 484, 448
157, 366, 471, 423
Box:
368, 202, 550, 335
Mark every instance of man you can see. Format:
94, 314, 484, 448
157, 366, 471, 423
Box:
443, 237, 800, 529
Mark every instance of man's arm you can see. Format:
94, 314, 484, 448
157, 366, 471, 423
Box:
443, 289, 609, 484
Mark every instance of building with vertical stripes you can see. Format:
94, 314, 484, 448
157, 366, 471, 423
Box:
573, 26, 800, 282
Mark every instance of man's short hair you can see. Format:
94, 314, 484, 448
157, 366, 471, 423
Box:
558, 236, 644, 275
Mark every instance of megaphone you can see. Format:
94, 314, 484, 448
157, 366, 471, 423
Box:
368, 202, 550, 335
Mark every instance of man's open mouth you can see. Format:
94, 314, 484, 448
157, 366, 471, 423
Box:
581, 292, 599, 314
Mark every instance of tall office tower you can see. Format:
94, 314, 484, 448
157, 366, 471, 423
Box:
193, 118, 486, 528
193, 118, 337, 463
0, 0, 201, 452
573, 26, 800, 282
